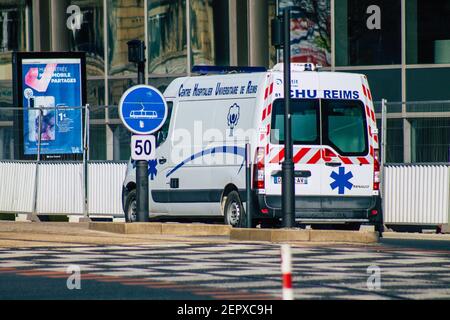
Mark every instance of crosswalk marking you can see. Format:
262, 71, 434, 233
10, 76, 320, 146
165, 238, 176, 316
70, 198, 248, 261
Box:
0, 243, 449, 299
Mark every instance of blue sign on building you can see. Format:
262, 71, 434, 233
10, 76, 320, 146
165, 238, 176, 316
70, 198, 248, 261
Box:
118, 85, 167, 135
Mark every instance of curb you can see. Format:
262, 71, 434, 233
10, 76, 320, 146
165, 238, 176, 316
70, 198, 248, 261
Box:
230, 228, 379, 244
90, 222, 379, 243
89, 222, 231, 236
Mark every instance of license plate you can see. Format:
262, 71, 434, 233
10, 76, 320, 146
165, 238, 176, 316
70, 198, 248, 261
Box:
273, 177, 308, 184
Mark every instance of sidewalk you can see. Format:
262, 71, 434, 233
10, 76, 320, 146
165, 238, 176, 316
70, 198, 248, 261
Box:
0, 221, 230, 248
0, 221, 449, 248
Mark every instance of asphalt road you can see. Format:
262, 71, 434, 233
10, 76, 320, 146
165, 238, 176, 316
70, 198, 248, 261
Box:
0, 237, 449, 300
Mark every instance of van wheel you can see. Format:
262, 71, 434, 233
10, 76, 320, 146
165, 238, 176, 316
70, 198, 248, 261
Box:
224, 191, 245, 227
124, 189, 137, 223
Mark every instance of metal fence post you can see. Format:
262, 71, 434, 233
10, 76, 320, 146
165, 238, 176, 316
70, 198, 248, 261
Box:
380, 98, 388, 230
32, 108, 43, 216
83, 104, 90, 218
381, 99, 387, 199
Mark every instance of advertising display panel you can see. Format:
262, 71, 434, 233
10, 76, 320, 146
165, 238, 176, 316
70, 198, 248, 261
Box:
12, 52, 87, 160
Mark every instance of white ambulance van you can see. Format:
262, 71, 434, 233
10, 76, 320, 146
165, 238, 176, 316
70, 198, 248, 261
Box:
122, 63, 383, 230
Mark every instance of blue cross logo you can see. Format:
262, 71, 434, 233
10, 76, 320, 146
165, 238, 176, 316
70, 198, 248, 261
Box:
330, 167, 353, 195
131, 159, 158, 180
148, 159, 158, 180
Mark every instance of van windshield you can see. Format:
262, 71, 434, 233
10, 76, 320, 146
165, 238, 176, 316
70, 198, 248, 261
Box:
322, 99, 368, 155
270, 98, 368, 156
271, 99, 320, 145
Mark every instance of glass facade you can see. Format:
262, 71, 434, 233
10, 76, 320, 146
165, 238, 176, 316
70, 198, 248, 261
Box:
411, 118, 450, 162
335, 0, 401, 66
0, 0, 449, 162
279, 0, 331, 67
406, 0, 450, 64
68, 0, 104, 77
108, 0, 144, 76
190, 0, 229, 66
0, 0, 27, 81
148, 0, 187, 74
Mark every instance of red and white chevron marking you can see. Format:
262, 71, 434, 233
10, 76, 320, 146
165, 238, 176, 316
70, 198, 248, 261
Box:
268, 145, 372, 166
362, 79, 379, 153
259, 76, 275, 155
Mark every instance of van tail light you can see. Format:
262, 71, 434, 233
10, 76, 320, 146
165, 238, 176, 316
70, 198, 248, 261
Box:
373, 149, 380, 191
253, 147, 265, 189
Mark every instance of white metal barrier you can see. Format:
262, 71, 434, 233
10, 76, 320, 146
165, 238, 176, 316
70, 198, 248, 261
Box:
0, 162, 36, 213
384, 164, 450, 225
0, 161, 126, 217
0, 161, 449, 226
36, 162, 84, 215
88, 162, 127, 216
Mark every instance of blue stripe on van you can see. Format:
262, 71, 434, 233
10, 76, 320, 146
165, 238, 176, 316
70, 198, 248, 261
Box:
166, 146, 246, 178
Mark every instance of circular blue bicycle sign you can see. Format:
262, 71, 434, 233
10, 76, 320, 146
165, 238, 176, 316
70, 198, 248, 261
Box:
118, 85, 168, 135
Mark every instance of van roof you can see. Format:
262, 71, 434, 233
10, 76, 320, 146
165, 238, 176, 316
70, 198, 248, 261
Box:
163, 68, 368, 100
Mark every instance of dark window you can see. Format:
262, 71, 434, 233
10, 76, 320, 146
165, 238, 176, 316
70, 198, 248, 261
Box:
406, 0, 450, 64
411, 118, 450, 163
148, 0, 187, 74
322, 99, 368, 155
271, 99, 319, 145
335, 0, 401, 66
157, 102, 173, 146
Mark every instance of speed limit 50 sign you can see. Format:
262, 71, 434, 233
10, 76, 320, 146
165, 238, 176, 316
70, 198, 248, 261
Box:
131, 135, 155, 161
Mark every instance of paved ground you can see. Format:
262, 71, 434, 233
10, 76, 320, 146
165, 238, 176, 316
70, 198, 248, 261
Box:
0, 221, 449, 300
1, 239, 449, 300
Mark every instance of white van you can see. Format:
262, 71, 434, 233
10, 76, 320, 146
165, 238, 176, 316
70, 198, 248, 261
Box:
122, 63, 383, 230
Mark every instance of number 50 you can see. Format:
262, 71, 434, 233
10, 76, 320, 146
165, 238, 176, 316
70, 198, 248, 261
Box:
131, 135, 155, 160
135, 139, 152, 155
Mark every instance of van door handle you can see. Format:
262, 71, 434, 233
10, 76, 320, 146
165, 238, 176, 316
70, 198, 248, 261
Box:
159, 157, 167, 165
325, 162, 341, 167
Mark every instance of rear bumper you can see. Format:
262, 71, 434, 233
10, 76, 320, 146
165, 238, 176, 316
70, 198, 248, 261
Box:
255, 194, 381, 222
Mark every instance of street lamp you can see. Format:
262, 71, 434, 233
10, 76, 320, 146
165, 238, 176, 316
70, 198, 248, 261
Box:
272, 7, 295, 228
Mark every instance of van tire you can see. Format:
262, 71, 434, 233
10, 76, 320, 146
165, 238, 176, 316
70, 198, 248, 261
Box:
124, 189, 137, 223
224, 191, 245, 227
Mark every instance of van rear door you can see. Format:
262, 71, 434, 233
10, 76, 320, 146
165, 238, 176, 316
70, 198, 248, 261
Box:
320, 98, 374, 202
266, 98, 322, 198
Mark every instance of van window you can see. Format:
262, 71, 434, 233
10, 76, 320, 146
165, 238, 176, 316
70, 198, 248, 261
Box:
271, 99, 319, 145
322, 99, 368, 155
157, 102, 173, 146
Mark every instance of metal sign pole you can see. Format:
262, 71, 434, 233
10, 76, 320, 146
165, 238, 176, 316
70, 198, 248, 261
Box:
245, 142, 252, 228
282, 7, 295, 228
135, 55, 150, 223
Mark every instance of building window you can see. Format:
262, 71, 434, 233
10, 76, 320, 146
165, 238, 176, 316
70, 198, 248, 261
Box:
86, 80, 105, 107
89, 124, 106, 160
407, 0, 450, 64
377, 118, 404, 163
148, 0, 187, 74
268, 0, 277, 67
108, 78, 137, 107
406, 68, 450, 101
68, 0, 105, 77
0, 0, 26, 52
279, 0, 331, 67
109, 124, 131, 160
0, 80, 12, 106
346, 69, 402, 103
108, 0, 144, 76
190, 0, 229, 67
335, 0, 401, 66
411, 118, 450, 163
0, 0, 27, 80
